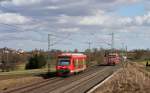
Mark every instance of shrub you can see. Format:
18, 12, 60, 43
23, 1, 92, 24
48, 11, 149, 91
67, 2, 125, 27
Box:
25, 54, 47, 69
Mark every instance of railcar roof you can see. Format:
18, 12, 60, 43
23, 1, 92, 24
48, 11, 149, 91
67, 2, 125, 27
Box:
59, 53, 86, 57
108, 53, 119, 55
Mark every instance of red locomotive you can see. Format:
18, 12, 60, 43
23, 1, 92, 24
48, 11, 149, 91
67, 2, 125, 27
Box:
104, 53, 120, 65
56, 53, 87, 76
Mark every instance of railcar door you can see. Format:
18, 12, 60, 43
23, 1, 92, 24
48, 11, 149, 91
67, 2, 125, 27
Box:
74, 58, 79, 72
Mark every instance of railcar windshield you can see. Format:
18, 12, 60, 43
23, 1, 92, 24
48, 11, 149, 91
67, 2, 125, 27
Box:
58, 60, 70, 66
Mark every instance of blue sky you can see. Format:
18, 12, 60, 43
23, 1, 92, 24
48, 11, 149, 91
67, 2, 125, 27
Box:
117, 3, 145, 16
0, 0, 150, 51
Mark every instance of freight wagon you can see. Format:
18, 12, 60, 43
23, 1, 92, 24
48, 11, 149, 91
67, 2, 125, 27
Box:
104, 53, 120, 65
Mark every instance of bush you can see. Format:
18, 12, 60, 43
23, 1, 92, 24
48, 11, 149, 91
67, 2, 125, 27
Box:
25, 54, 47, 69
146, 61, 150, 67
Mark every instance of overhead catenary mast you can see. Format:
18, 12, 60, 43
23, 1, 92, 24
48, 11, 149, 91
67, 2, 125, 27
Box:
48, 34, 51, 72
111, 32, 114, 53
88, 42, 92, 50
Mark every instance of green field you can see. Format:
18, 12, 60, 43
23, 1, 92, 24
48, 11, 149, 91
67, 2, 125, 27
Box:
134, 60, 147, 66
0, 64, 56, 78
135, 61, 150, 72
146, 67, 150, 72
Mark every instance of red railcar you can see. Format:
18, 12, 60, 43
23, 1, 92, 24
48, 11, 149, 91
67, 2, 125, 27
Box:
104, 53, 120, 65
56, 53, 87, 76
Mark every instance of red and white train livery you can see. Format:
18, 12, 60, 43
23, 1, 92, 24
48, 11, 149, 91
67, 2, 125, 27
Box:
56, 53, 87, 76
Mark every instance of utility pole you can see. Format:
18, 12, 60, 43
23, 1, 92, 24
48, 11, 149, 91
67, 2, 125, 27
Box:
48, 34, 51, 72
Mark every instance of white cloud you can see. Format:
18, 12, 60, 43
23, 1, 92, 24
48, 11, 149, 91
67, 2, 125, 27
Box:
1, 0, 42, 6
50, 0, 60, 3
134, 12, 150, 25
60, 28, 79, 32
57, 14, 80, 24
119, 17, 133, 25
0, 13, 31, 24
57, 15, 69, 24
45, 6, 59, 10
79, 11, 120, 27
117, 0, 140, 3
57, 19, 67, 24
79, 10, 150, 28
79, 13, 110, 26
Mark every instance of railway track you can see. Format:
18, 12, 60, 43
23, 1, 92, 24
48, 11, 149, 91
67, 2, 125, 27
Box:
32, 67, 107, 93
2, 65, 119, 93
50, 66, 118, 93
3, 77, 62, 93
51, 67, 113, 93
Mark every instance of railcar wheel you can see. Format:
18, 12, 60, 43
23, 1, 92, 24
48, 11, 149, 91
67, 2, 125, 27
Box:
113, 62, 116, 66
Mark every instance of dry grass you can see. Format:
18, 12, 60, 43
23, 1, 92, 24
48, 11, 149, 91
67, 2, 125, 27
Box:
93, 62, 150, 93
0, 65, 56, 91
0, 76, 43, 91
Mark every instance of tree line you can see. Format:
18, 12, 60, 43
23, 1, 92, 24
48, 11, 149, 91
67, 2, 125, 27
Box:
0, 47, 150, 72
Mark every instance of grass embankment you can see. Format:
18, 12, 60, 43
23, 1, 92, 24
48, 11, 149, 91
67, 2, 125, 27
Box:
0, 66, 56, 91
0, 76, 44, 91
0, 64, 56, 91
0, 64, 56, 76
0, 67, 56, 81
93, 62, 150, 93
